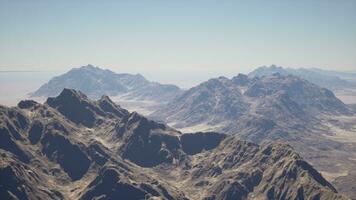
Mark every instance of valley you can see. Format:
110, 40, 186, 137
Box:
2, 65, 356, 199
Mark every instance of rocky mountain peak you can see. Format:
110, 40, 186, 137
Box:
82, 64, 96, 69
269, 64, 281, 69
17, 100, 40, 109
51, 88, 88, 102
46, 89, 105, 127
248, 65, 355, 90
46, 88, 93, 111
31, 65, 183, 102
98, 95, 129, 118
152, 73, 351, 135
0, 89, 349, 199
99, 95, 112, 102
232, 73, 249, 85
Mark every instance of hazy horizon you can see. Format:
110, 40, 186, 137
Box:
1, 0, 356, 105
2, 63, 356, 107
1, 64, 355, 90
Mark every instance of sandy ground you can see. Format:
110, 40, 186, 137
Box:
335, 89, 356, 104
110, 95, 163, 116
168, 122, 225, 133
320, 170, 349, 183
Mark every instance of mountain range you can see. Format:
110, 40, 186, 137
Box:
248, 65, 356, 91
150, 73, 356, 198
13, 64, 356, 198
31, 64, 183, 102
151, 73, 350, 131
0, 88, 348, 199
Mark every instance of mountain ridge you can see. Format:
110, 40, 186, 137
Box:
150, 73, 356, 198
248, 65, 356, 90
0, 88, 347, 200
151, 73, 351, 131
31, 64, 183, 102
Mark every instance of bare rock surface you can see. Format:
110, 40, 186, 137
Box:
151, 73, 356, 199
0, 89, 347, 199
31, 64, 183, 102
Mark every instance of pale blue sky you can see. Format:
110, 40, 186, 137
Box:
1, 0, 356, 78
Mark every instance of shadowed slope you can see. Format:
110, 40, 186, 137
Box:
0, 89, 347, 200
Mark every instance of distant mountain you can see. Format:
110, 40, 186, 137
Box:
151, 73, 356, 198
0, 89, 346, 199
308, 67, 356, 80
248, 65, 356, 90
31, 64, 183, 102
151, 73, 350, 131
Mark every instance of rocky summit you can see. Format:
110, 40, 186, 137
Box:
151, 73, 350, 131
31, 64, 183, 102
248, 65, 356, 91
150, 73, 356, 198
0, 89, 347, 200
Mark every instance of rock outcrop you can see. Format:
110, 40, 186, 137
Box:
0, 89, 347, 199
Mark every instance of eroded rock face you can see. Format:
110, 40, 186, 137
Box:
18, 100, 39, 109
0, 89, 348, 200
0, 151, 63, 200
80, 168, 147, 200
0, 165, 29, 200
232, 73, 250, 86
46, 88, 130, 128
0, 127, 30, 163
155, 78, 245, 127
88, 143, 109, 166
46, 89, 101, 127
80, 166, 190, 200
244, 74, 349, 115
181, 132, 226, 155
41, 132, 91, 181
120, 112, 182, 167
98, 95, 129, 118
151, 73, 350, 132
149, 73, 356, 198
192, 140, 346, 200
28, 120, 44, 144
